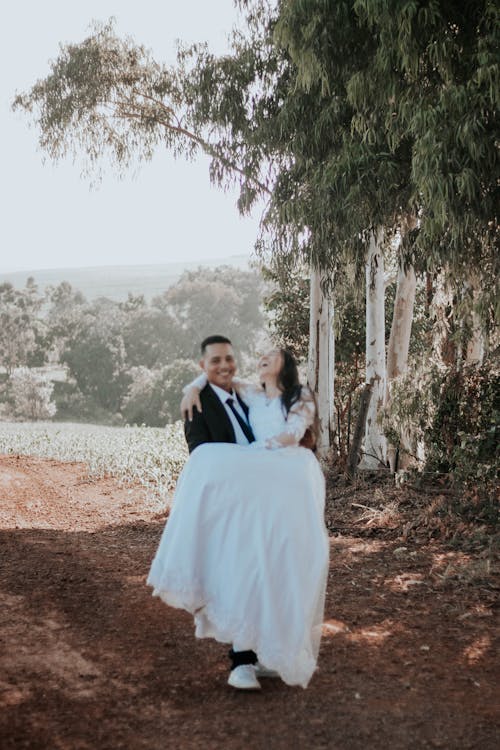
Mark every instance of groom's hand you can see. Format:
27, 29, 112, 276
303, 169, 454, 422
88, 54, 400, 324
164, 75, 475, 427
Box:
181, 387, 202, 421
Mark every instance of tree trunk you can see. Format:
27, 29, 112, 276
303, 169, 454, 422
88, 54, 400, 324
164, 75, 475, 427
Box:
430, 271, 456, 367
360, 228, 387, 469
466, 308, 485, 364
465, 282, 485, 365
385, 263, 417, 471
347, 381, 373, 477
307, 267, 334, 458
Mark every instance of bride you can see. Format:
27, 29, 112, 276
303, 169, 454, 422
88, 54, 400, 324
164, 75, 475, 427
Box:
147, 347, 329, 689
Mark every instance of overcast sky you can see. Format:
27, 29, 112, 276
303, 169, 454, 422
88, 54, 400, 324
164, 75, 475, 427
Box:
0, 1, 263, 273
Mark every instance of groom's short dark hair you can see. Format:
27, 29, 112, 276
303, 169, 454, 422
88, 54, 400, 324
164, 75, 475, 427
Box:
201, 335, 232, 354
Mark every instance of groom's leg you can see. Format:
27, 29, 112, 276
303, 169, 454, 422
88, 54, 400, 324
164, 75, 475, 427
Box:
228, 648, 257, 670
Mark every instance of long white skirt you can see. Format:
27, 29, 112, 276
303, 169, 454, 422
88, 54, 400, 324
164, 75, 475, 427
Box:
147, 443, 329, 687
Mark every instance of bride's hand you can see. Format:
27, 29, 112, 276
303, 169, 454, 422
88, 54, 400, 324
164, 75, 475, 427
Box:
181, 387, 202, 421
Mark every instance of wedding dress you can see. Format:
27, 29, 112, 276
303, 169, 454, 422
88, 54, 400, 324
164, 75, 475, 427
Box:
147, 382, 329, 687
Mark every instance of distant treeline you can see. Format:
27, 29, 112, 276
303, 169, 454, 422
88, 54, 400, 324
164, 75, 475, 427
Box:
0, 266, 264, 425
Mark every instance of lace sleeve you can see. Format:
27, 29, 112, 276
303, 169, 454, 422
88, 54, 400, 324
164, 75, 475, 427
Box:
232, 377, 263, 403
265, 387, 316, 449
182, 372, 207, 393
182, 374, 261, 399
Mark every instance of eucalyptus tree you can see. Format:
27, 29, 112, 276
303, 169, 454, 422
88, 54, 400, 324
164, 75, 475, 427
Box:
349, 0, 499, 463
347, 0, 499, 381
270, 0, 498, 465
12, 18, 271, 196
273, 0, 498, 270
270, 1, 413, 466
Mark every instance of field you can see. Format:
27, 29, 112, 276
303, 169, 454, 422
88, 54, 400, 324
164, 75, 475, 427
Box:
0, 421, 187, 510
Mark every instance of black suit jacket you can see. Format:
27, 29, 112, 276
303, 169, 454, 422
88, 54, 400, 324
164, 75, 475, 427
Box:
184, 384, 250, 454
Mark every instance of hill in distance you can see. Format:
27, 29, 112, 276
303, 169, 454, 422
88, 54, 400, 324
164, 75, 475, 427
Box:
1, 255, 251, 302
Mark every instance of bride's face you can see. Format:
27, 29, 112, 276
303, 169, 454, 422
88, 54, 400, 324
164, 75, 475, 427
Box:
257, 349, 283, 379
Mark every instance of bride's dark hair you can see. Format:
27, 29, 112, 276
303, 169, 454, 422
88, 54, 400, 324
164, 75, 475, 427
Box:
277, 349, 302, 416
276, 349, 319, 451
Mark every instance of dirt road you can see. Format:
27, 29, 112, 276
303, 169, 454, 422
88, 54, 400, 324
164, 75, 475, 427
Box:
0, 455, 498, 749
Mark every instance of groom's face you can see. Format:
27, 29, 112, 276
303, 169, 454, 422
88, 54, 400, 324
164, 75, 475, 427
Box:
200, 342, 236, 392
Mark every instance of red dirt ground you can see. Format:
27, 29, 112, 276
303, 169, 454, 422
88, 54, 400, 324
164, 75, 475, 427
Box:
0, 454, 498, 750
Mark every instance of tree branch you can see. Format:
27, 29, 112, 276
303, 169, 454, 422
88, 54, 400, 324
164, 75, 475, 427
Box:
108, 107, 272, 196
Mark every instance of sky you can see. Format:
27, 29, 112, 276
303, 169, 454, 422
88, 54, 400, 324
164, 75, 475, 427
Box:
0, 1, 263, 273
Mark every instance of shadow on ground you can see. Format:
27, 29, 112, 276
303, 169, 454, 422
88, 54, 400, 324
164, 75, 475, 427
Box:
1, 515, 498, 750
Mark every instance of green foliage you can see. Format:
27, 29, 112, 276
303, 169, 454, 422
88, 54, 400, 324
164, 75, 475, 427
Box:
121, 359, 199, 427
384, 355, 499, 507
1, 266, 264, 426
9, 368, 56, 421
45, 282, 87, 350
153, 266, 264, 359
273, 0, 497, 274
427, 359, 499, 479
12, 18, 268, 195
261, 261, 310, 361
121, 305, 184, 369
333, 357, 365, 467
12, 20, 190, 180
0, 280, 45, 375
61, 300, 129, 413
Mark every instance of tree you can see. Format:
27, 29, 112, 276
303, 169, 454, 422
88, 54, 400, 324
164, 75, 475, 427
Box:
0, 280, 44, 375
121, 304, 184, 369
359, 229, 387, 467
307, 270, 335, 454
266, 0, 498, 462
153, 266, 264, 360
46, 281, 87, 360
261, 260, 310, 361
10, 368, 56, 420
122, 359, 199, 426
12, 19, 269, 196
61, 301, 129, 413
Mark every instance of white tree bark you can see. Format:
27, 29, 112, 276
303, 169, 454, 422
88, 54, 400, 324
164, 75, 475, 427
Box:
360, 227, 387, 469
430, 272, 455, 368
465, 282, 485, 364
385, 263, 417, 471
386, 264, 416, 386
466, 308, 485, 364
307, 266, 335, 458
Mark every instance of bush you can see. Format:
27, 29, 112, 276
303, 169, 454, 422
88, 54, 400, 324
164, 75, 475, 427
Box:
9, 368, 57, 420
52, 380, 124, 425
427, 359, 499, 484
383, 356, 499, 506
122, 359, 200, 427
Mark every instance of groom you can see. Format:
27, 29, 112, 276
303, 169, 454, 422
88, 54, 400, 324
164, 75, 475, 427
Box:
182, 335, 274, 690
183, 335, 255, 453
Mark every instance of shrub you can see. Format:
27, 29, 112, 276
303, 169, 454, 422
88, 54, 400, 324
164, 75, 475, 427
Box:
122, 359, 200, 427
383, 355, 499, 505
9, 368, 57, 420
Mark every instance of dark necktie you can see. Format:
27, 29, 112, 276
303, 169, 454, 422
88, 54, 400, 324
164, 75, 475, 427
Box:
226, 397, 255, 444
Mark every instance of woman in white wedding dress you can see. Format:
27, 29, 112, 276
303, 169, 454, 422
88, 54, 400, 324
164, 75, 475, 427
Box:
147, 349, 329, 689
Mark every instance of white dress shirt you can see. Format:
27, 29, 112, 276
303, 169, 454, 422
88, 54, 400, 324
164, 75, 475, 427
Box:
209, 383, 251, 446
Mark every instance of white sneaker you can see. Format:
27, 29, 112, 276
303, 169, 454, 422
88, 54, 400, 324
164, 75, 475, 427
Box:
254, 662, 279, 678
227, 664, 261, 690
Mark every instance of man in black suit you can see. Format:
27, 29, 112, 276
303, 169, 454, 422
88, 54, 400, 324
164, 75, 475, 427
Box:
184, 334, 255, 453
182, 335, 274, 690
